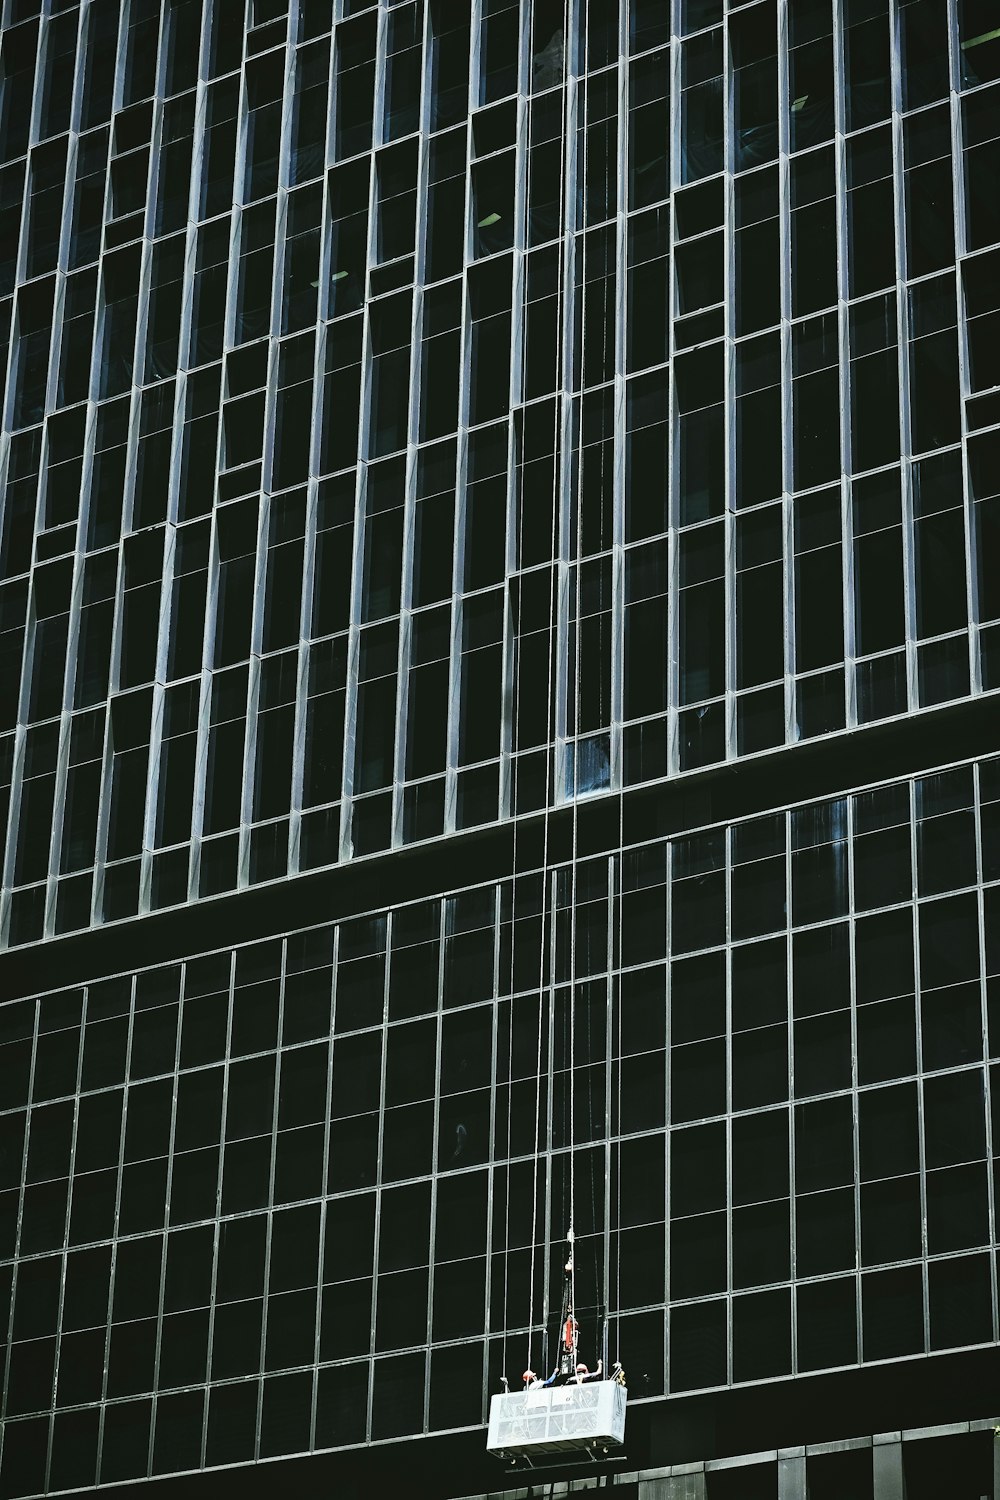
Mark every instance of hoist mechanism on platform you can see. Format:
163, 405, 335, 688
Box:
486, 1232, 628, 1464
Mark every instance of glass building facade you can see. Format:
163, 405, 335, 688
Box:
0, 0, 998, 1494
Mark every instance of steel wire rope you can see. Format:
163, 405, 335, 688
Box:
559, 0, 624, 1384
500, 0, 531, 1373
583, 41, 612, 1364
586, 959, 601, 1346
501, 328, 518, 1387
524, 0, 573, 1378
565, 0, 598, 1368
615, 790, 624, 1366
502, 14, 533, 1390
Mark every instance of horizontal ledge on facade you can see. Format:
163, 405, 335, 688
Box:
801, 1435, 874, 1455
899, 1419, 976, 1440
1, 691, 997, 1000
706, 1448, 782, 1471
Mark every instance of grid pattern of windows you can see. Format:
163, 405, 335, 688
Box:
0, 0, 999, 947
1, 751, 999, 1492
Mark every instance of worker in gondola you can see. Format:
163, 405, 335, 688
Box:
524, 1352, 603, 1388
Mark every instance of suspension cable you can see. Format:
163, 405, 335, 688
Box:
525, 0, 572, 1376
615, 791, 624, 1365
566, 0, 597, 1367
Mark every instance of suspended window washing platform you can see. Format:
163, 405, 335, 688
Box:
486, 1378, 627, 1463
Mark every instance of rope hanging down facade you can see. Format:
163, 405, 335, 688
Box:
510, 0, 573, 1386
502, 0, 625, 1398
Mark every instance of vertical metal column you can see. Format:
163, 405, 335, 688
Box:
778, 1448, 807, 1500
640, 1474, 707, 1500
872, 1434, 906, 1500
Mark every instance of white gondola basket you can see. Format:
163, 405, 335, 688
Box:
486, 1380, 627, 1459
